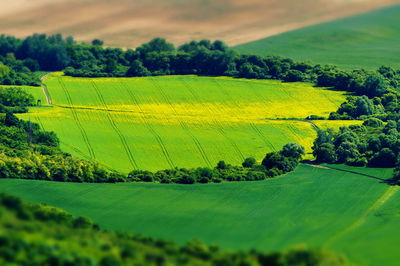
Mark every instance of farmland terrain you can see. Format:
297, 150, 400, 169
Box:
0, 164, 397, 265
0, 0, 399, 47
235, 4, 400, 69
19, 73, 351, 172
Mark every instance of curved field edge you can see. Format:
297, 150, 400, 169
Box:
18, 74, 353, 172
0, 164, 397, 265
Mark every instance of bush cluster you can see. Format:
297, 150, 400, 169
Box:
128, 143, 305, 184
313, 122, 400, 168
0, 103, 125, 183
329, 89, 399, 120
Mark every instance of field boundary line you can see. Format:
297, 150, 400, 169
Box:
91, 81, 139, 170
324, 185, 399, 247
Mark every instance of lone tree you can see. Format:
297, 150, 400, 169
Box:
91, 39, 104, 46
280, 143, 305, 160
242, 157, 256, 168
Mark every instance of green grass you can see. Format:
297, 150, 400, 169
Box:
18, 73, 350, 172
0, 164, 397, 265
235, 5, 400, 70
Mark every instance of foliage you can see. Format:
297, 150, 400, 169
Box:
329, 89, 399, 120
313, 123, 400, 168
0, 87, 35, 107
0, 100, 125, 183
3, 34, 400, 99
128, 144, 304, 184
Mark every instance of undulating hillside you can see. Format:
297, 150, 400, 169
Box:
1, 193, 350, 265
18, 73, 352, 172
0, 0, 398, 47
235, 4, 400, 70
0, 164, 397, 265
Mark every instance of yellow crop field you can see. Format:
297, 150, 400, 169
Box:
19, 74, 354, 172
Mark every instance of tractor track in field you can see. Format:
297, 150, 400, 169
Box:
58, 78, 96, 160
120, 81, 175, 169
34, 115, 95, 162
249, 122, 276, 150
214, 122, 245, 161
179, 121, 212, 168
324, 185, 399, 247
151, 78, 215, 168
91, 81, 138, 170
182, 78, 247, 162
213, 79, 268, 160
179, 79, 217, 167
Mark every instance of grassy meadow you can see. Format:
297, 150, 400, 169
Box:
235, 5, 400, 70
0, 164, 397, 265
19, 73, 351, 172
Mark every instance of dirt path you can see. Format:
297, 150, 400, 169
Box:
324, 185, 399, 247
40, 73, 52, 105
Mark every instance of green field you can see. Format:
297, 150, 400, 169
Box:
0, 164, 397, 265
19, 73, 349, 172
235, 5, 400, 70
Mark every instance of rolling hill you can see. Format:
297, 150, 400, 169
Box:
0, 164, 397, 265
18, 73, 351, 172
0, 0, 398, 47
235, 4, 400, 70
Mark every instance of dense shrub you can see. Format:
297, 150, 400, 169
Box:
128, 143, 304, 184
313, 124, 400, 168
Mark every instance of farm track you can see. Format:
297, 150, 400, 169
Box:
91, 81, 139, 170
119, 81, 175, 169
58, 78, 96, 160
324, 185, 399, 247
40, 73, 52, 105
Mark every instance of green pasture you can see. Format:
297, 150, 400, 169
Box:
235, 5, 400, 70
18, 74, 350, 172
0, 165, 396, 265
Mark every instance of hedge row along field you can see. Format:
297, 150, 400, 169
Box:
19, 73, 350, 172
0, 164, 397, 266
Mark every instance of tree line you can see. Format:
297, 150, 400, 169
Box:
1, 33, 399, 99
128, 143, 305, 184
0, 193, 349, 265
313, 120, 400, 167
